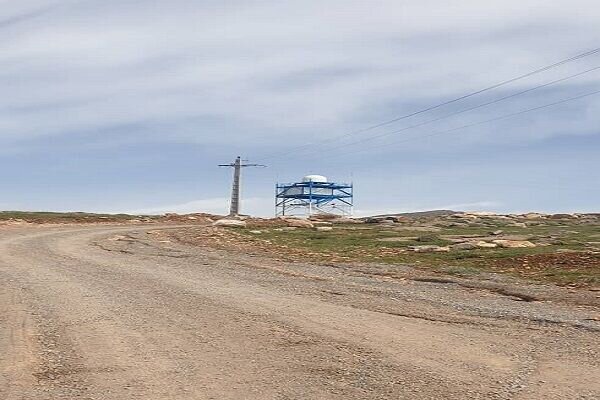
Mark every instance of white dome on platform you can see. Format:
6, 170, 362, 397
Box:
302, 174, 328, 183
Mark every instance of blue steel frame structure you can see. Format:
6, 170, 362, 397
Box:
275, 181, 353, 217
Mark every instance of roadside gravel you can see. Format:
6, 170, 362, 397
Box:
0, 225, 598, 399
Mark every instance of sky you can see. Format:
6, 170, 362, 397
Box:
1, 0, 599, 216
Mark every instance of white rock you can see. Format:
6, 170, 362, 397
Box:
283, 219, 314, 228
466, 211, 497, 216
522, 213, 546, 220
312, 221, 333, 226
476, 241, 498, 248
408, 245, 450, 253
492, 240, 536, 248
213, 219, 246, 228
556, 248, 580, 253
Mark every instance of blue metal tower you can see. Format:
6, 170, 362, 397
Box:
275, 175, 353, 217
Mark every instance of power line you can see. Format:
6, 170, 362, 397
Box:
256, 46, 600, 162
306, 65, 600, 156
319, 88, 600, 164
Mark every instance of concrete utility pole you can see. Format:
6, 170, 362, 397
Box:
219, 156, 265, 216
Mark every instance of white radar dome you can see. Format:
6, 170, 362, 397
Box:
302, 175, 328, 183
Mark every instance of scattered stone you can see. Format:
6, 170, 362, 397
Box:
451, 242, 478, 250
556, 248, 581, 253
408, 245, 450, 253
385, 216, 408, 223
511, 222, 528, 228
312, 221, 333, 226
213, 219, 247, 228
490, 230, 504, 236
315, 226, 333, 232
476, 241, 498, 249
466, 211, 497, 217
283, 219, 314, 228
444, 238, 471, 243
249, 230, 263, 234
549, 213, 577, 219
492, 240, 536, 248
522, 213, 546, 220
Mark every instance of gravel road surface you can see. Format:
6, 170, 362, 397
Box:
1, 225, 598, 399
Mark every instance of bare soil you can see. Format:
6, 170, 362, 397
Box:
1, 224, 599, 399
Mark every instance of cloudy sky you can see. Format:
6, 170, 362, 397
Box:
1, 0, 599, 216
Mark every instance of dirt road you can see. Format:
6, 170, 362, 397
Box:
1, 225, 598, 399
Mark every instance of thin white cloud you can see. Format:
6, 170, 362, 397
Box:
1, 0, 599, 149
1, 1, 599, 215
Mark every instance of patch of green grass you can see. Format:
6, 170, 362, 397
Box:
239, 220, 600, 287
541, 270, 599, 286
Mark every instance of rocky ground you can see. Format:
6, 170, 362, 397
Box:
4, 210, 598, 289
170, 211, 600, 289
0, 223, 599, 399
0, 211, 217, 226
